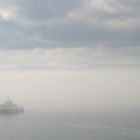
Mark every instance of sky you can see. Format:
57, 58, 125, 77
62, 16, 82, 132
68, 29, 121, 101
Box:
0, 0, 140, 69
0, 0, 140, 113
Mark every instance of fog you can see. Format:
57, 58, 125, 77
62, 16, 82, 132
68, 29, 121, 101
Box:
0, 68, 140, 114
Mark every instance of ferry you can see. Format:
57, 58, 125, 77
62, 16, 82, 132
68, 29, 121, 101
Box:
0, 99, 24, 115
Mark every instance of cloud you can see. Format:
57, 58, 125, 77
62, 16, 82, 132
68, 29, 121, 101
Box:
0, 0, 140, 66
16, 0, 83, 23
68, 0, 140, 28
0, 47, 140, 70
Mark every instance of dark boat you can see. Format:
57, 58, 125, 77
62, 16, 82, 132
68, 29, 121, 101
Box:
0, 99, 24, 115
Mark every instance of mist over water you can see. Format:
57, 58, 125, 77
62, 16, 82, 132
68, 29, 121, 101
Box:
0, 68, 140, 112
0, 0, 140, 139
0, 67, 140, 140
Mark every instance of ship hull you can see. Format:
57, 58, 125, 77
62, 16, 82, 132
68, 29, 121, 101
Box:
0, 107, 24, 115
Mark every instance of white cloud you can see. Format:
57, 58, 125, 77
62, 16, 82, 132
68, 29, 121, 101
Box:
0, 0, 19, 21
30, 35, 59, 45
0, 8, 17, 21
0, 47, 140, 70
68, 0, 140, 30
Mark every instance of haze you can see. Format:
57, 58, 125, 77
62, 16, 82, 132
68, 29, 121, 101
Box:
0, 0, 140, 118
0, 68, 139, 114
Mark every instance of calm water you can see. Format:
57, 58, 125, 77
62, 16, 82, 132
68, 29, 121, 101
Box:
0, 111, 140, 140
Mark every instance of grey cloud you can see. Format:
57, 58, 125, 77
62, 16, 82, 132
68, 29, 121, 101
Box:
0, 0, 140, 53
31, 22, 140, 48
119, 0, 140, 7
17, 0, 83, 20
71, 0, 140, 23
111, 0, 140, 20
0, 0, 17, 6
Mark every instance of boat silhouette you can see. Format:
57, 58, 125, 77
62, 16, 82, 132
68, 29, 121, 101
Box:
0, 99, 24, 115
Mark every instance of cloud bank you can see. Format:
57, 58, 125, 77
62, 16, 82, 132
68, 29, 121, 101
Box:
0, 0, 140, 68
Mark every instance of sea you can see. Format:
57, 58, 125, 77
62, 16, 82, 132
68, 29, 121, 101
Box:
0, 111, 140, 140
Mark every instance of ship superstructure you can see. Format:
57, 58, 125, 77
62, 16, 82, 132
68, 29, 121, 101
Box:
0, 99, 24, 115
